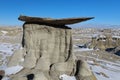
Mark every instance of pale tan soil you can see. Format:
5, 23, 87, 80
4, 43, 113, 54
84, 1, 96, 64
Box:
0, 27, 22, 44
74, 50, 120, 63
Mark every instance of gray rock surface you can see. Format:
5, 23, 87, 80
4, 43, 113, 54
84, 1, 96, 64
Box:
8, 22, 96, 80
75, 60, 97, 80
9, 23, 76, 80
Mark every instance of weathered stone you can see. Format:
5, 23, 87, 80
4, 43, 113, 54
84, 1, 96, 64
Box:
75, 60, 97, 80
35, 57, 50, 71
18, 15, 94, 25
112, 46, 120, 56
34, 72, 48, 80
50, 61, 76, 80
22, 23, 75, 69
90, 33, 120, 50
0, 70, 5, 79
12, 76, 27, 80
8, 16, 95, 80
23, 50, 37, 69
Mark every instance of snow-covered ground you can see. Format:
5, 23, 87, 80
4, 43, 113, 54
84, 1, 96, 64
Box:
88, 60, 120, 80
60, 59, 120, 80
73, 44, 120, 80
0, 43, 22, 78
0, 43, 20, 55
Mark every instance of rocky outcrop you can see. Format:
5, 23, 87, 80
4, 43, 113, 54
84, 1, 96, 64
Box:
7, 16, 96, 80
9, 23, 76, 80
112, 46, 120, 56
22, 23, 76, 80
89, 33, 120, 50
75, 60, 97, 80
0, 70, 5, 80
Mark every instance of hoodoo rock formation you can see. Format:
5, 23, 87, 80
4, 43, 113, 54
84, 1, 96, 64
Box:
90, 33, 120, 50
8, 16, 96, 80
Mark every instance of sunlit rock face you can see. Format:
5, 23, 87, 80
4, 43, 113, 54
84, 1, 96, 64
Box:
75, 60, 97, 80
8, 16, 96, 80
10, 23, 76, 80
22, 23, 75, 70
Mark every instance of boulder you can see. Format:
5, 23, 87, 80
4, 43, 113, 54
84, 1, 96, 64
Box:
113, 46, 120, 56
75, 60, 97, 80
0, 70, 5, 80
49, 61, 76, 80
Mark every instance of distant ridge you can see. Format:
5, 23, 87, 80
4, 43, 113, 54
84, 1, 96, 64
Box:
0, 25, 21, 27
70, 23, 120, 29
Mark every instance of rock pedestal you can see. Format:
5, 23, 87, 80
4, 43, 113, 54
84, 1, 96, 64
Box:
21, 23, 76, 80
8, 16, 96, 80
75, 60, 97, 80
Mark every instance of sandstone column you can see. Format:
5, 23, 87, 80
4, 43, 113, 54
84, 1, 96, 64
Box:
8, 16, 95, 80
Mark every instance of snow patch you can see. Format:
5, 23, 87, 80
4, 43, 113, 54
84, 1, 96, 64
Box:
88, 61, 120, 80
5, 65, 23, 75
1, 31, 8, 34
74, 48, 93, 52
1, 77, 10, 80
59, 74, 76, 80
0, 43, 21, 55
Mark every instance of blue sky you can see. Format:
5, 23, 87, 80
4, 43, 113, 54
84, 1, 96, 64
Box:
0, 0, 120, 26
